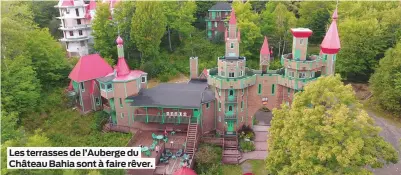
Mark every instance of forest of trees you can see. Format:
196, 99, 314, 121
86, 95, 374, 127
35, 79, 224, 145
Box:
1, 1, 400, 175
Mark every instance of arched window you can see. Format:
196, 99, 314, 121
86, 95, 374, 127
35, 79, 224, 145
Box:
229, 106, 233, 111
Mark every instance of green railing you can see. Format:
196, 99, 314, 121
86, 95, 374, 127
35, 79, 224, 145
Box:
134, 115, 190, 124
225, 112, 236, 120
227, 96, 236, 102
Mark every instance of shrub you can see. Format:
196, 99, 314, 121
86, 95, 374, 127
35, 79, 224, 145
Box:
91, 111, 109, 131
253, 116, 259, 125
194, 144, 222, 174
239, 140, 255, 152
238, 125, 255, 140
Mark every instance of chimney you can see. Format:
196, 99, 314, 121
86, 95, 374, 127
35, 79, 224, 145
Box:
189, 57, 198, 79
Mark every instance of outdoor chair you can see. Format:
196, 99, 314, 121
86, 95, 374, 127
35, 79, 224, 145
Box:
176, 149, 183, 157
165, 149, 173, 157
145, 150, 151, 157
171, 130, 176, 136
149, 144, 155, 151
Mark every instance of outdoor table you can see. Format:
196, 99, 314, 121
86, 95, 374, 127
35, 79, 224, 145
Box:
156, 135, 164, 143
141, 146, 149, 152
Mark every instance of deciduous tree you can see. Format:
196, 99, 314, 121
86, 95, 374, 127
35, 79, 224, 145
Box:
131, 1, 167, 65
164, 1, 196, 51
298, 1, 335, 44
369, 42, 401, 115
1, 56, 41, 115
266, 75, 398, 174
92, 3, 117, 60
232, 1, 262, 58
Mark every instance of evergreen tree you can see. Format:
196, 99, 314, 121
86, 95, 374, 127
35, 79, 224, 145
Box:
266, 75, 398, 174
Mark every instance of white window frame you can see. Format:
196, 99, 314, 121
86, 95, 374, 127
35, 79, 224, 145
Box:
300, 39, 304, 45
229, 72, 234, 78
166, 112, 170, 116
299, 72, 306, 79
230, 43, 234, 48
141, 76, 146, 83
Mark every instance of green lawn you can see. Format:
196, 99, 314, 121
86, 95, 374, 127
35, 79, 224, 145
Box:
249, 160, 268, 175
222, 164, 242, 175
220, 160, 267, 175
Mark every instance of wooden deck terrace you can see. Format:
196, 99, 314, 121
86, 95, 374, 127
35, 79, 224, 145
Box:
126, 130, 189, 175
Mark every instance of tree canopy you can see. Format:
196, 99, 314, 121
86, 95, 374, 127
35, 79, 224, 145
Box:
369, 41, 401, 115
266, 75, 398, 174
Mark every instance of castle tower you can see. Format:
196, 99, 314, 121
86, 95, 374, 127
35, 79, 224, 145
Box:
260, 36, 270, 72
290, 28, 313, 61
55, 0, 92, 57
115, 36, 130, 77
190, 57, 199, 79
320, 8, 341, 75
225, 9, 240, 57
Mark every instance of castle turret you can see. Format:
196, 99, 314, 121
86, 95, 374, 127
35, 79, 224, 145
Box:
320, 8, 340, 75
115, 36, 130, 77
290, 28, 313, 61
260, 36, 270, 72
225, 9, 240, 57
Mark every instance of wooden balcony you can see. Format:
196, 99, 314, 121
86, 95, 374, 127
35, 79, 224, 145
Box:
134, 114, 192, 124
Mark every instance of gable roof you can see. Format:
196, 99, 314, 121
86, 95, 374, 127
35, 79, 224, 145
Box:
209, 2, 232, 11
69, 54, 113, 82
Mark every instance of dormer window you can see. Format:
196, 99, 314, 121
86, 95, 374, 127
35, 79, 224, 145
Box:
141, 76, 146, 83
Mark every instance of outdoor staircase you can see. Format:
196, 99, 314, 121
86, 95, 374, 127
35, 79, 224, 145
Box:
185, 121, 199, 158
222, 132, 241, 164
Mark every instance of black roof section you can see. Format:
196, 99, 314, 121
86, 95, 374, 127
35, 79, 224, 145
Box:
209, 2, 232, 11
128, 81, 214, 108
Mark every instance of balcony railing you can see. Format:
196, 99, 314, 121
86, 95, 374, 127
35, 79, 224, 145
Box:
59, 24, 91, 30
134, 114, 191, 124
225, 112, 236, 120
226, 96, 237, 103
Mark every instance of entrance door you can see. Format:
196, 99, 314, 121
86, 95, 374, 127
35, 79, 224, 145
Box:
109, 98, 117, 124
192, 109, 200, 123
227, 121, 234, 132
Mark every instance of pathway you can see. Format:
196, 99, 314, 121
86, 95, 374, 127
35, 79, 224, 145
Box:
239, 125, 269, 164
367, 110, 401, 175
